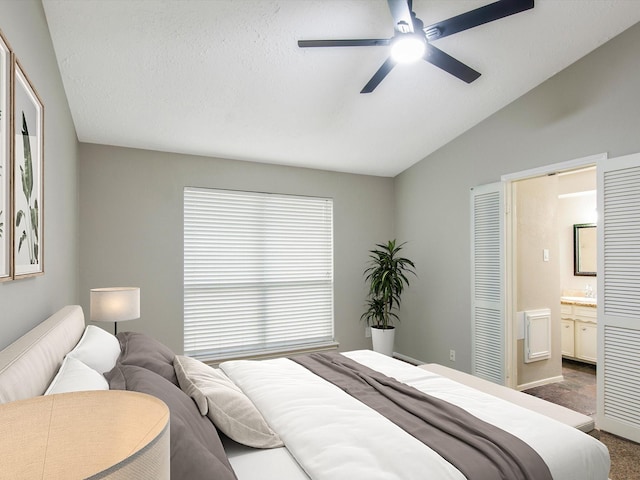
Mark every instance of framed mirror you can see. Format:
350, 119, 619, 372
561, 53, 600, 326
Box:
574, 223, 596, 276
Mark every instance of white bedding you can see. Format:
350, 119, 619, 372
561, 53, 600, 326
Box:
221, 350, 610, 480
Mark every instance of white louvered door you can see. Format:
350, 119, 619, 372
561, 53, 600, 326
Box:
471, 183, 506, 385
597, 153, 640, 442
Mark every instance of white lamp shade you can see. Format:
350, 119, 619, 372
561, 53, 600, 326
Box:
90, 287, 140, 323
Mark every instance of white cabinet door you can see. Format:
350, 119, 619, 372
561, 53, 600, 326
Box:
575, 321, 597, 363
561, 319, 575, 357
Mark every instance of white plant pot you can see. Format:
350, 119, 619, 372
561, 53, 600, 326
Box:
371, 326, 395, 356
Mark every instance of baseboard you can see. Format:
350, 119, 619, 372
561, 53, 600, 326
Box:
392, 352, 425, 365
517, 375, 564, 391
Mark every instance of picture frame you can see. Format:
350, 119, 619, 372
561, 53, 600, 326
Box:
0, 30, 12, 281
13, 58, 44, 278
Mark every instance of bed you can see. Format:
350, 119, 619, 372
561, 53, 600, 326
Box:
0, 305, 610, 479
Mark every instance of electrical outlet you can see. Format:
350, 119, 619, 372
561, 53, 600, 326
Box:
365, 327, 371, 338
449, 349, 456, 362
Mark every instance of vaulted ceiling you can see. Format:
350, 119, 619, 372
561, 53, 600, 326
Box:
42, 1, 640, 176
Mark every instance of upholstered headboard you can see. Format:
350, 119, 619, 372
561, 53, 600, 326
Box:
0, 305, 85, 404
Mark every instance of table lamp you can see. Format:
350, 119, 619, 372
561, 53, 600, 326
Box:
90, 287, 140, 335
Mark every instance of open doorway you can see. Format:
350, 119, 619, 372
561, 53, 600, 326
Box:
506, 163, 597, 395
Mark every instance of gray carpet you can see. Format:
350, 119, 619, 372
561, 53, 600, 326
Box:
523, 359, 640, 480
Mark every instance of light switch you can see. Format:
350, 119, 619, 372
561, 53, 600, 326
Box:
543, 249, 550, 262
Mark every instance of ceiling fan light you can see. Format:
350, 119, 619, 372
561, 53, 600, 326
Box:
390, 34, 426, 64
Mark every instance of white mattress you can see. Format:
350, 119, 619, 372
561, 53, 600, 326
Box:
223, 437, 309, 480
221, 350, 610, 480
419, 363, 595, 432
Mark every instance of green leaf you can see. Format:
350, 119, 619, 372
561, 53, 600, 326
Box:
20, 165, 27, 203
21, 112, 34, 202
31, 200, 39, 241
18, 230, 26, 252
15, 209, 24, 227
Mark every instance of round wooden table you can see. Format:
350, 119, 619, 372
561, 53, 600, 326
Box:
0, 390, 169, 479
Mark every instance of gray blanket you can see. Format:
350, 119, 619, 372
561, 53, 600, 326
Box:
292, 352, 552, 480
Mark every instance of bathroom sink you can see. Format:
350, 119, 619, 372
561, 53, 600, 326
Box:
561, 296, 597, 304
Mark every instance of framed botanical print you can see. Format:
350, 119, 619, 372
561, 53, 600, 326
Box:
0, 30, 11, 281
13, 59, 44, 278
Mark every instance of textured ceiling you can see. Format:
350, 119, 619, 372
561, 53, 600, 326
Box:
42, 1, 640, 177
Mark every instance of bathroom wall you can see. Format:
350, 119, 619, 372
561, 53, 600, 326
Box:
515, 175, 561, 387
558, 169, 597, 296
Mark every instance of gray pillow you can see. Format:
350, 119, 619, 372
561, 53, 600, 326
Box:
115, 331, 179, 386
106, 364, 237, 480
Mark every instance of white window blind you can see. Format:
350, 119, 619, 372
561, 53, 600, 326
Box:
184, 187, 334, 361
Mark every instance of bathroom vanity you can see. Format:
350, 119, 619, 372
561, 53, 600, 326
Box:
560, 297, 597, 364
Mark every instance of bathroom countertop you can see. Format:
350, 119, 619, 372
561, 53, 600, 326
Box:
560, 297, 597, 307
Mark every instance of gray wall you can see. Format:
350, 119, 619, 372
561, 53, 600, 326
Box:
394, 22, 640, 372
79, 144, 394, 354
0, 0, 79, 349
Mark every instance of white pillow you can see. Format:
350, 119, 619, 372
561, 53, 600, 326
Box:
174, 355, 283, 449
45, 356, 109, 395
66, 325, 121, 374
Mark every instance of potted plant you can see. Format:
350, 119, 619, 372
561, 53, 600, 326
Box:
361, 239, 416, 356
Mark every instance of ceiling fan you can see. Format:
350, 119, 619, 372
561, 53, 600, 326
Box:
298, 0, 534, 93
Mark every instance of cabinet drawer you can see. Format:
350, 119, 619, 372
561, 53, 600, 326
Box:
561, 305, 573, 316
574, 305, 597, 320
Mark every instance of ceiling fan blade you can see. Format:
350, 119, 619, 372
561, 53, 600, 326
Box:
424, 0, 534, 40
387, 0, 414, 33
424, 44, 481, 84
361, 57, 396, 94
298, 39, 390, 48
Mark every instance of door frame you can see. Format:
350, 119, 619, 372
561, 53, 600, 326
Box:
500, 153, 606, 389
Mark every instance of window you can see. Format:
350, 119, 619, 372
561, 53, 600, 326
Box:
184, 187, 334, 361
